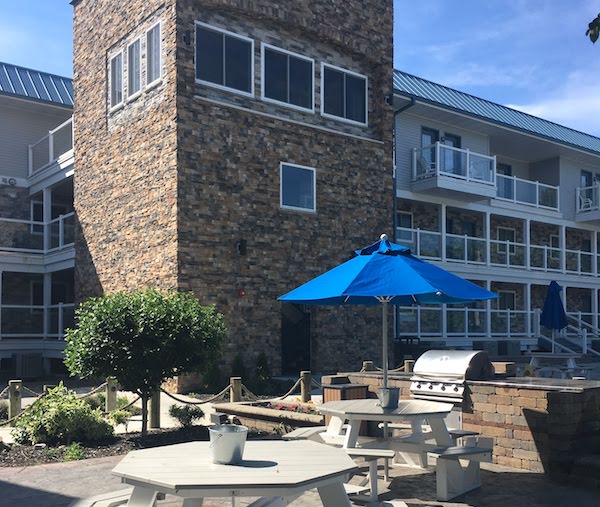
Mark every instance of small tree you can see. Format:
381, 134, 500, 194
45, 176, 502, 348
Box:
65, 289, 225, 433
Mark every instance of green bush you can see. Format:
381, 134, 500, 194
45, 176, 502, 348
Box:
64, 442, 85, 461
108, 409, 131, 428
84, 392, 141, 416
0, 399, 7, 421
11, 384, 113, 445
168, 404, 204, 428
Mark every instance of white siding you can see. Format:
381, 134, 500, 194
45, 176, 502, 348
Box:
0, 101, 71, 179
394, 111, 489, 191
495, 156, 529, 179
560, 157, 600, 221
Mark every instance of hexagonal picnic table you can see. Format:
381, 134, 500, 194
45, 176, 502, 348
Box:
112, 440, 357, 507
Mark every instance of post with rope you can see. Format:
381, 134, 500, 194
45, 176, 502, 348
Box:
8, 380, 22, 425
106, 377, 118, 413
300, 371, 311, 403
150, 389, 161, 429
230, 377, 242, 403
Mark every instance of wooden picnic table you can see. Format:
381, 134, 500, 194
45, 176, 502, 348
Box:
112, 440, 357, 507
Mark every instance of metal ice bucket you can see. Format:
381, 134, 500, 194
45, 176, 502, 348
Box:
208, 424, 248, 464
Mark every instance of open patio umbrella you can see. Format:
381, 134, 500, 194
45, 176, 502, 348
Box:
540, 281, 568, 353
278, 234, 497, 391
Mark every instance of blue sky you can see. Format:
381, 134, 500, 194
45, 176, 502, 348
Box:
2, 1, 600, 134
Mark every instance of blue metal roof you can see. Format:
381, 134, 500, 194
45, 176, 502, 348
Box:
394, 69, 600, 156
0, 62, 73, 107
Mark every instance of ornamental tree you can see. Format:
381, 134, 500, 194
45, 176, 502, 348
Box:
64, 289, 225, 433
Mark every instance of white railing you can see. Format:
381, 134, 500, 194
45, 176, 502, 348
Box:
497, 174, 559, 210
397, 306, 530, 340
412, 143, 496, 185
397, 226, 598, 276
576, 184, 600, 213
0, 303, 75, 339
28, 117, 73, 176
0, 212, 75, 254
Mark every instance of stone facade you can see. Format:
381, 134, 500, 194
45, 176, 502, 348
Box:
73, 0, 393, 374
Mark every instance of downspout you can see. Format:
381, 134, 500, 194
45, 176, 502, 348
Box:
392, 96, 416, 341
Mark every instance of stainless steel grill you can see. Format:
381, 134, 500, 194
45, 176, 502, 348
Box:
410, 350, 494, 403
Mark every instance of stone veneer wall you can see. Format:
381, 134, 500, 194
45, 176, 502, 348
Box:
72, 0, 179, 299
175, 0, 394, 373
345, 372, 600, 478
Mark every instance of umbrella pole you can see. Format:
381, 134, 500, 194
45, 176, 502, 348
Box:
382, 301, 388, 389
552, 329, 555, 354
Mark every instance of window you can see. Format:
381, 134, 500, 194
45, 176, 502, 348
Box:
496, 227, 516, 254
397, 212, 413, 243
30, 201, 43, 235
262, 44, 313, 111
322, 64, 367, 125
127, 38, 141, 97
146, 23, 162, 85
550, 234, 560, 260
109, 52, 123, 107
280, 163, 315, 212
195, 22, 253, 95
497, 290, 516, 310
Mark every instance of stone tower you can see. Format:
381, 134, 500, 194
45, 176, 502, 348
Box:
72, 0, 394, 374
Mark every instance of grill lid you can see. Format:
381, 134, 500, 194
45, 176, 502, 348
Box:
412, 350, 494, 381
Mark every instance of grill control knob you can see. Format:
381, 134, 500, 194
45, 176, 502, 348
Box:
454, 386, 459, 392
417, 384, 421, 389
428, 384, 433, 390
441, 385, 446, 391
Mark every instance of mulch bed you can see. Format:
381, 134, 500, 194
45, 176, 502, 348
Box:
0, 426, 273, 467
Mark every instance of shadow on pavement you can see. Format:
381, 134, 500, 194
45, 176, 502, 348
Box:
0, 479, 76, 507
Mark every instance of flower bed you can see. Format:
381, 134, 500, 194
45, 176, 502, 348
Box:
215, 400, 324, 433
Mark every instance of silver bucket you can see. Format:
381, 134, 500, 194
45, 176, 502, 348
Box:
208, 424, 248, 464
378, 387, 400, 409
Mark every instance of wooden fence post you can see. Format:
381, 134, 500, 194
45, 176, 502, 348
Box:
230, 377, 242, 402
362, 361, 375, 371
300, 371, 311, 403
404, 360, 415, 373
106, 377, 118, 413
149, 390, 160, 429
8, 380, 22, 425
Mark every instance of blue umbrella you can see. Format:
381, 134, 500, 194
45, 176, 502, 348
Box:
540, 281, 567, 353
278, 234, 497, 388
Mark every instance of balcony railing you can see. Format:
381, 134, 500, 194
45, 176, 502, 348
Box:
0, 303, 75, 339
576, 184, 600, 213
497, 174, 559, 210
398, 227, 598, 276
412, 143, 496, 185
28, 117, 73, 176
397, 306, 530, 340
0, 212, 75, 254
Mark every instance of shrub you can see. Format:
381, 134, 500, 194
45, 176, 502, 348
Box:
168, 404, 204, 428
84, 393, 141, 416
11, 384, 113, 445
108, 409, 131, 429
64, 442, 85, 461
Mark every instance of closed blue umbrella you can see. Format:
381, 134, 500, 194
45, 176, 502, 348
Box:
279, 234, 497, 388
540, 281, 567, 353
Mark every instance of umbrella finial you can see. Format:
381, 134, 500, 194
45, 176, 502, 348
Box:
380, 233, 388, 241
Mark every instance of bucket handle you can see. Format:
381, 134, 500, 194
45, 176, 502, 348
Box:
209, 433, 223, 449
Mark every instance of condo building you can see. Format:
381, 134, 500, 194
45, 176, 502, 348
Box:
1, 0, 599, 378
0, 62, 75, 378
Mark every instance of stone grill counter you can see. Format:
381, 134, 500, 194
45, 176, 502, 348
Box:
344, 372, 600, 480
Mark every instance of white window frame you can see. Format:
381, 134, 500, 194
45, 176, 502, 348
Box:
109, 50, 124, 110
550, 234, 560, 260
127, 37, 142, 100
320, 62, 368, 127
260, 43, 314, 113
194, 21, 255, 98
146, 21, 162, 88
397, 211, 413, 243
496, 226, 516, 255
279, 162, 316, 213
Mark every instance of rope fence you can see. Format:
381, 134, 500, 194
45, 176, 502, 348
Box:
0, 386, 9, 399
275, 378, 302, 400
76, 382, 108, 399
160, 384, 231, 405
